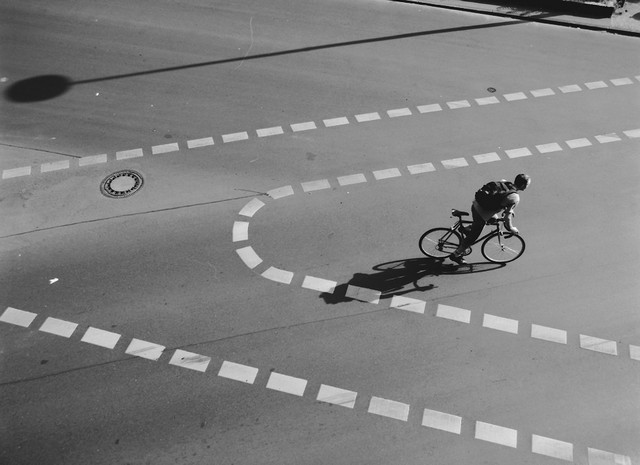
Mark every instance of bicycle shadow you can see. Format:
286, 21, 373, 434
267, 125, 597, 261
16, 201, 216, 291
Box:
319, 257, 505, 305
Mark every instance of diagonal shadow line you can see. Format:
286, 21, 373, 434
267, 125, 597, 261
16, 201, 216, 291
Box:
74, 13, 556, 85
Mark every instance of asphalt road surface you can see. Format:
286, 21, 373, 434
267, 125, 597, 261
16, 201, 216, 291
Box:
1, 0, 639, 464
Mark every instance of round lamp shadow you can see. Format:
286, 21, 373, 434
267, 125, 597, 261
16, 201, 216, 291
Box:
5, 75, 72, 102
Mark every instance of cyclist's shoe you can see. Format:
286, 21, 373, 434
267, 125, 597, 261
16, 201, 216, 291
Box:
448, 253, 467, 265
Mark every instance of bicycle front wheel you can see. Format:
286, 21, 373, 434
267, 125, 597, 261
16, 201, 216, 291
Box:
481, 233, 525, 263
419, 228, 462, 259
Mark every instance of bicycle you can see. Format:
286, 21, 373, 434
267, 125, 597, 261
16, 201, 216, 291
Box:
419, 209, 526, 264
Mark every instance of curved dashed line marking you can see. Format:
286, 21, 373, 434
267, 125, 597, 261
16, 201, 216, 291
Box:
0, 306, 634, 464
233, 127, 640, 361
3, 75, 639, 181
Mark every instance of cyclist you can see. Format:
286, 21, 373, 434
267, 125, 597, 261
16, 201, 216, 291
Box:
449, 173, 531, 265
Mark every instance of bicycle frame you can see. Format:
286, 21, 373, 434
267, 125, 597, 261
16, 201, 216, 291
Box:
454, 217, 507, 246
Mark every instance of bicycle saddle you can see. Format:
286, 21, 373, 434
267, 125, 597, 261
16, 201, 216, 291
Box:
451, 209, 469, 217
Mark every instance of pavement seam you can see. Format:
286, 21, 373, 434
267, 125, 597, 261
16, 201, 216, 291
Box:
2, 74, 639, 181
232, 127, 640, 363
0, 306, 633, 464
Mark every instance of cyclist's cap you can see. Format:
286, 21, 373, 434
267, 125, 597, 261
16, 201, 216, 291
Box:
514, 173, 531, 189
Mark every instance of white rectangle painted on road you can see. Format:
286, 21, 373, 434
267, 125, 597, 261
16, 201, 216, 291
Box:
436, 304, 471, 324
417, 103, 442, 113
611, 77, 633, 86
232, 221, 249, 242
441, 158, 468, 169
422, 409, 462, 434
585, 81, 608, 90
531, 88, 555, 97
531, 324, 567, 344
116, 148, 143, 160
169, 349, 211, 372
39, 317, 78, 338
222, 132, 249, 143
407, 163, 435, 174
475, 96, 500, 105
532, 434, 574, 462
152, 143, 180, 154
503, 92, 527, 101
79, 154, 107, 166
187, 137, 214, 148
266, 372, 307, 396
373, 168, 401, 180
446, 100, 471, 109
390, 295, 425, 314
317, 384, 357, 408
239, 198, 265, 217
355, 112, 381, 122
630, 345, 640, 361
267, 185, 294, 199
473, 152, 500, 164
595, 133, 621, 144
475, 421, 517, 448
125, 338, 165, 361
302, 276, 337, 293
536, 142, 563, 154
291, 121, 317, 132
218, 361, 259, 384
301, 179, 331, 192
387, 108, 412, 117
505, 147, 532, 158
482, 314, 519, 334
41, 160, 70, 172
323, 117, 349, 127
261, 267, 294, 285
623, 128, 640, 138
236, 246, 262, 269
337, 173, 367, 186
588, 447, 631, 465
0, 307, 38, 327
81, 327, 121, 349
580, 335, 618, 356
559, 84, 582, 93
368, 397, 410, 421
2, 166, 32, 179
345, 285, 380, 304
566, 138, 592, 149
257, 126, 284, 137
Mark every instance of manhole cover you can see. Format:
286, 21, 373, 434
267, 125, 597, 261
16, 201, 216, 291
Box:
100, 170, 144, 198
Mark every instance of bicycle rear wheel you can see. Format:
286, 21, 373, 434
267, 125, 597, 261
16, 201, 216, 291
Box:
481, 232, 525, 263
419, 228, 462, 258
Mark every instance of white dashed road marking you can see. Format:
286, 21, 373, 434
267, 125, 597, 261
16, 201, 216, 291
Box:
81, 327, 121, 349
169, 349, 211, 372
368, 396, 410, 421
125, 338, 165, 361
218, 361, 259, 384
475, 421, 518, 448
301, 275, 337, 293
266, 372, 308, 396
531, 324, 568, 344
317, 384, 358, 408
532, 434, 574, 462
422, 408, 462, 434
436, 304, 472, 324
389, 295, 426, 314
0, 307, 38, 327
235, 246, 263, 269
4, 74, 640, 182
1, 307, 635, 463
39, 317, 78, 338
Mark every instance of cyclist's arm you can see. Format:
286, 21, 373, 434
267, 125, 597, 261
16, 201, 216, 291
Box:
502, 193, 520, 231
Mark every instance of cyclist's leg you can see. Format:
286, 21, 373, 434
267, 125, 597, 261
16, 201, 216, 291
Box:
453, 206, 485, 256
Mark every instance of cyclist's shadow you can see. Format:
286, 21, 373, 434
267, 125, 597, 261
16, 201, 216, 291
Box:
320, 257, 505, 304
